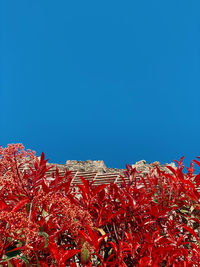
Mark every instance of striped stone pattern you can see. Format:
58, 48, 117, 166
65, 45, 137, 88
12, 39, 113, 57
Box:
20, 162, 198, 188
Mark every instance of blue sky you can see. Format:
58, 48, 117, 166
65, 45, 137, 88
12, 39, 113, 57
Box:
1, 1, 200, 172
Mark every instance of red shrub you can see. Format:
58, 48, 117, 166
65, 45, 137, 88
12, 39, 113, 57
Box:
0, 144, 200, 266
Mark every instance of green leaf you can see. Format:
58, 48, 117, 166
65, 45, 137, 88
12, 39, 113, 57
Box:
20, 255, 30, 265
5, 244, 21, 259
180, 209, 189, 214
39, 232, 49, 248
81, 242, 90, 264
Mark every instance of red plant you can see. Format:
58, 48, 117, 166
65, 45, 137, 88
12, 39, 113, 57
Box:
0, 144, 92, 266
0, 144, 200, 266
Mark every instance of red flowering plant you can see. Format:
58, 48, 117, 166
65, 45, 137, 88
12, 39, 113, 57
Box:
0, 143, 200, 266
0, 144, 93, 266
74, 158, 200, 266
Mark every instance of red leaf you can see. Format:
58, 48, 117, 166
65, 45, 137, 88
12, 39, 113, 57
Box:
63, 180, 73, 194
79, 227, 102, 251
193, 159, 200, 168
154, 235, 164, 244
174, 156, 184, 167
6, 245, 26, 253
41, 180, 50, 193
180, 156, 184, 164
59, 249, 80, 264
0, 200, 8, 210
51, 167, 60, 188
109, 241, 118, 253
190, 242, 200, 253
49, 240, 59, 261
182, 225, 199, 240
92, 184, 107, 198
39, 262, 49, 267
195, 173, 200, 187
165, 165, 177, 176
181, 178, 196, 191
40, 152, 45, 165
79, 230, 91, 243
77, 184, 88, 202
80, 176, 91, 197
97, 187, 105, 203
106, 209, 125, 223
12, 198, 29, 212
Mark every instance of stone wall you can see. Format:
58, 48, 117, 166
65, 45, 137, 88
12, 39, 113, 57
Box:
131, 160, 177, 176
65, 160, 124, 174
47, 159, 178, 176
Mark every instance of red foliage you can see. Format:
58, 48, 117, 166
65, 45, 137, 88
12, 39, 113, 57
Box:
0, 144, 200, 266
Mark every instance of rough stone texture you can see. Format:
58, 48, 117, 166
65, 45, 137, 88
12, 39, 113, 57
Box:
65, 160, 107, 173
65, 160, 125, 174
44, 159, 179, 177
131, 160, 177, 176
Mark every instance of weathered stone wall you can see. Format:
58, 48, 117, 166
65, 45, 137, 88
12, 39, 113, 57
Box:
47, 159, 178, 176
131, 160, 177, 176
65, 160, 107, 173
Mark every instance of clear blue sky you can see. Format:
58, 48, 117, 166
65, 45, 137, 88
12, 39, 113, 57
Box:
1, 1, 200, 172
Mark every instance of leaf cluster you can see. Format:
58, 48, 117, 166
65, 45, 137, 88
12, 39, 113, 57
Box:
0, 144, 200, 266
